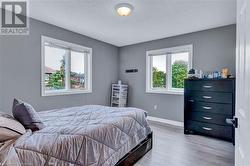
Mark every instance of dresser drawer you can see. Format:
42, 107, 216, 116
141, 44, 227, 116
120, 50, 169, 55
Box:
187, 101, 233, 115
185, 80, 234, 92
187, 91, 232, 104
186, 120, 232, 140
188, 111, 231, 126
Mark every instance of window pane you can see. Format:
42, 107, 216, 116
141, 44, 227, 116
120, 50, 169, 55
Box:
171, 52, 189, 89
152, 55, 166, 88
70, 51, 85, 90
44, 44, 66, 91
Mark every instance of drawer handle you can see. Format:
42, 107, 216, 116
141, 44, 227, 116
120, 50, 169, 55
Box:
202, 106, 212, 110
203, 85, 213, 88
203, 116, 212, 120
202, 96, 212, 99
202, 127, 213, 131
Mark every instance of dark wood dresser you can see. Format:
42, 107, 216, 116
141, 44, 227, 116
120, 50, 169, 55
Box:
184, 78, 235, 143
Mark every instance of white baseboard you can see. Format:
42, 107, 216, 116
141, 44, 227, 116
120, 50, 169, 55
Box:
147, 116, 184, 128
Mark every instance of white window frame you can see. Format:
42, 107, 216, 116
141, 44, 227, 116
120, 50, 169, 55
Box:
146, 44, 193, 95
41, 36, 92, 96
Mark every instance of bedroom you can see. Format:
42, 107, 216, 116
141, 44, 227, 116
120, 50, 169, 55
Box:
0, 0, 249, 166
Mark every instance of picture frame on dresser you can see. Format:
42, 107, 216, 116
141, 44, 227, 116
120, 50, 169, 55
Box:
184, 78, 235, 144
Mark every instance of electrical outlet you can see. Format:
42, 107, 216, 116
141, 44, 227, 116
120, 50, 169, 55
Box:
153, 105, 157, 110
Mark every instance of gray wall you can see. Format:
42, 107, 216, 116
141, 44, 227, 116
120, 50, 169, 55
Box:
0, 38, 3, 111
0, 21, 236, 123
0, 18, 119, 113
118, 25, 236, 122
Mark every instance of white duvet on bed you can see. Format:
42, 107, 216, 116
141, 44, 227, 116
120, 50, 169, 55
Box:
0, 105, 151, 166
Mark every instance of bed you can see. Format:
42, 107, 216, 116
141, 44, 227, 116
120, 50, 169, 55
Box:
0, 105, 152, 166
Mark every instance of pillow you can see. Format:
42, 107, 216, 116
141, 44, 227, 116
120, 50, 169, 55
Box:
12, 99, 45, 131
0, 112, 26, 142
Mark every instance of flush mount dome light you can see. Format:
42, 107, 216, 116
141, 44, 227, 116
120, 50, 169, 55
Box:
115, 3, 134, 16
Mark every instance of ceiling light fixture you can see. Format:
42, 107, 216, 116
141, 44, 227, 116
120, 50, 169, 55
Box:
115, 3, 134, 16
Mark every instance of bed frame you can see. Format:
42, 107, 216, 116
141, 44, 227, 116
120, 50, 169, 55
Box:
115, 132, 153, 166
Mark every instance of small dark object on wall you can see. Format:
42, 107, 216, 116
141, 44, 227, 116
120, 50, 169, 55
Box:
125, 69, 138, 73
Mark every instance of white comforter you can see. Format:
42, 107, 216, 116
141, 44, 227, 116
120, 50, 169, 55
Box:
0, 105, 151, 166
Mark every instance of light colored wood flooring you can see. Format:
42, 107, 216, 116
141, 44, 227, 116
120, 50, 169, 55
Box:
135, 122, 234, 166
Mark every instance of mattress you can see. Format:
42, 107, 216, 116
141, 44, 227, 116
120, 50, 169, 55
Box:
0, 105, 151, 166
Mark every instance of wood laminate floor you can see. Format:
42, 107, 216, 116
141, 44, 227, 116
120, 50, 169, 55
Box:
135, 122, 234, 166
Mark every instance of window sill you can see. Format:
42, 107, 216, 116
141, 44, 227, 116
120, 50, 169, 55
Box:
146, 89, 184, 95
42, 89, 92, 96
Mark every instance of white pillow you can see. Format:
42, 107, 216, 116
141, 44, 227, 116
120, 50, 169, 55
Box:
0, 112, 26, 142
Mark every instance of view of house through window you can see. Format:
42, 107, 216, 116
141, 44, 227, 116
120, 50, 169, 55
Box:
42, 36, 92, 96
70, 51, 85, 90
147, 45, 192, 94
44, 44, 66, 91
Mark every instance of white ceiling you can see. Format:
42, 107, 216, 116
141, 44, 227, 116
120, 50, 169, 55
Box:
30, 0, 236, 47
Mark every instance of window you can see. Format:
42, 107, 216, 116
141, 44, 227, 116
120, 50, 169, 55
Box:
146, 45, 192, 94
41, 36, 92, 96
